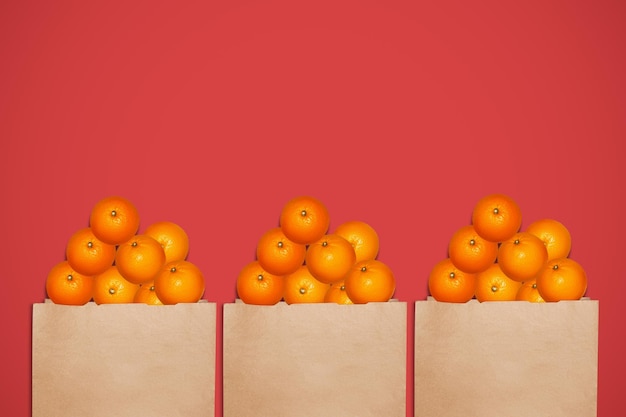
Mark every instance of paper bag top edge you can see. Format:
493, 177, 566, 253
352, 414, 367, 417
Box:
420, 296, 598, 304
225, 300, 407, 315
35, 299, 216, 308
229, 298, 407, 308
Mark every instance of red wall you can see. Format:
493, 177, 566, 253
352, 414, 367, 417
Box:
1, 1, 624, 415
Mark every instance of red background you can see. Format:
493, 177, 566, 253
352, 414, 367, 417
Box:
1, 0, 624, 415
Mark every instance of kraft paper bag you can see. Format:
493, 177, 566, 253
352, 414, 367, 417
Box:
32, 300, 216, 417
414, 297, 599, 417
223, 300, 407, 417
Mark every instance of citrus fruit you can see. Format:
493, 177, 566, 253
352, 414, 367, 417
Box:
324, 280, 353, 304
144, 220, 190, 263
305, 234, 356, 284
516, 280, 545, 303
93, 265, 140, 304
474, 263, 522, 302
283, 265, 330, 304
154, 260, 205, 304
115, 234, 166, 285
279, 195, 330, 245
333, 220, 380, 263
45, 260, 94, 305
133, 281, 164, 305
448, 225, 498, 274
536, 257, 587, 301
471, 193, 522, 242
428, 258, 476, 303
65, 227, 116, 276
89, 195, 140, 245
344, 259, 395, 304
236, 260, 285, 305
525, 218, 572, 261
497, 232, 548, 282
256, 227, 306, 276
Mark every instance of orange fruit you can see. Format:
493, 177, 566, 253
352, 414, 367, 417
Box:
305, 234, 356, 284
256, 227, 306, 276
344, 259, 395, 304
65, 227, 116, 276
428, 258, 476, 303
93, 265, 140, 304
448, 225, 498, 274
516, 280, 545, 303
471, 193, 522, 242
154, 260, 205, 304
536, 257, 587, 302
474, 263, 523, 302
45, 260, 94, 305
525, 218, 572, 261
333, 220, 380, 263
115, 234, 166, 285
236, 260, 285, 305
89, 195, 140, 245
324, 280, 353, 304
144, 220, 190, 263
497, 232, 548, 282
133, 281, 164, 305
279, 195, 330, 245
283, 265, 330, 304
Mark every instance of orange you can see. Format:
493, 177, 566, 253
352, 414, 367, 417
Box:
428, 258, 476, 303
536, 257, 587, 302
256, 227, 306, 276
333, 220, 380, 263
497, 232, 548, 282
283, 265, 330, 304
279, 195, 330, 245
133, 281, 164, 305
448, 225, 498, 274
154, 260, 205, 304
115, 234, 166, 285
89, 195, 140, 245
474, 263, 523, 302
344, 259, 395, 304
93, 265, 140, 304
305, 234, 356, 284
516, 280, 545, 303
65, 227, 116, 276
324, 280, 353, 304
45, 260, 94, 305
144, 220, 190, 263
236, 260, 285, 305
471, 193, 522, 242
525, 218, 572, 261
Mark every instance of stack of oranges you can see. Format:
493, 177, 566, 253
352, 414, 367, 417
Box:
45, 196, 205, 306
236, 195, 396, 305
428, 193, 588, 303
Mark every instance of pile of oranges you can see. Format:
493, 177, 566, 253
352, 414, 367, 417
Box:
46, 196, 205, 306
236, 195, 396, 305
428, 193, 588, 303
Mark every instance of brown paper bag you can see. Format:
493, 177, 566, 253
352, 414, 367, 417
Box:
32, 300, 216, 417
223, 300, 407, 417
414, 297, 598, 417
